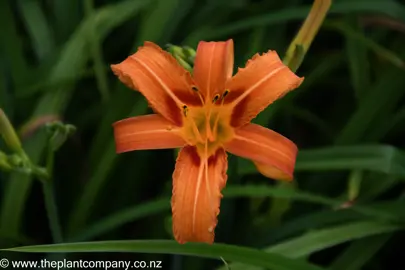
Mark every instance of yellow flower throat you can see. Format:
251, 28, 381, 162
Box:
181, 89, 234, 158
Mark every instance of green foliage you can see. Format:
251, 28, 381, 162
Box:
5, 240, 324, 270
1, 0, 405, 269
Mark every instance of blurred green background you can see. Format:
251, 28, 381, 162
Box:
1, 0, 405, 269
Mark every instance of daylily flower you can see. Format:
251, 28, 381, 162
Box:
111, 40, 303, 244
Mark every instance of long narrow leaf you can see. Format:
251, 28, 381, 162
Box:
0, 0, 151, 239
184, 0, 405, 45
221, 222, 400, 270
238, 145, 405, 178
329, 235, 391, 270
70, 185, 400, 242
4, 240, 325, 270
17, 0, 55, 60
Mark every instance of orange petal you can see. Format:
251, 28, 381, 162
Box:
111, 42, 201, 126
113, 114, 186, 153
224, 123, 297, 181
193, 40, 234, 100
172, 146, 228, 244
225, 50, 304, 127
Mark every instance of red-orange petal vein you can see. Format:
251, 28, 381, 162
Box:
193, 40, 234, 99
224, 123, 297, 181
113, 114, 186, 153
225, 50, 304, 127
111, 42, 201, 126
171, 146, 228, 244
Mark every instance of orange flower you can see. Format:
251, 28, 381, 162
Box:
111, 40, 304, 244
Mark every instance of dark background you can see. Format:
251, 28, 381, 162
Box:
1, 0, 405, 269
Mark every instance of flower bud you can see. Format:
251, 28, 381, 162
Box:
0, 109, 23, 153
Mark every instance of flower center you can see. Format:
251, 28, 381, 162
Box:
180, 90, 234, 157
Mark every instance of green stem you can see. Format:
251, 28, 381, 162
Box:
40, 147, 63, 243
283, 0, 332, 71
42, 180, 63, 243
1, 106, 64, 244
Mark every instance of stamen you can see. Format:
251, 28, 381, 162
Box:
182, 105, 188, 117
212, 94, 220, 104
205, 106, 215, 142
191, 120, 204, 143
191, 85, 205, 105
205, 95, 217, 142
222, 89, 229, 99
211, 89, 230, 141
183, 105, 204, 143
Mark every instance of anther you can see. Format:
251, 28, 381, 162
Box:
182, 105, 188, 117
192, 86, 205, 105
212, 94, 220, 103
222, 89, 229, 99
210, 90, 230, 142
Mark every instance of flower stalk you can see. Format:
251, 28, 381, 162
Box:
0, 109, 74, 244
0, 108, 23, 155
283, 0, 332, 72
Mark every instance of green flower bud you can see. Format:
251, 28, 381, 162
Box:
0, 109, 23, 153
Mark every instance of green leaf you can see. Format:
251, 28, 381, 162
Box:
357, 175, 398, 202
67, 100, 148, 235
4, 240, 325, 270
137, 0, 193, 44
366, 108, 405, 142
348, 170, 363, 201
15, 66, 99, 98
252, 52, 342, 127
0, 1, 29, 86
266, 182, 295, 227
329, 234, 391, 270
244, 27, 266, 61
184, 0, 405, 44
335, 65, 405, 144
69, 0, 190, 234
0, 131, 46, 238
221, 221, 400, 270
283, 106, 334, 138
17, 0, 55, 60
70, 198, 170, 242
342, 16, 371, 99
268, 209, 366, 244
297, 145, 405, 177
326, 20, 404, 70
51, 0, 81, 42
0, 74, 12, 119
69, 185, 401, 242
265, 221, 398, 258
0, 0, 151, 239
225, 185, 398, 221
84, 0, 110, 102
239, 145, 405, 177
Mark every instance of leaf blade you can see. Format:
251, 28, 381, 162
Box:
4, 240, 325, 270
